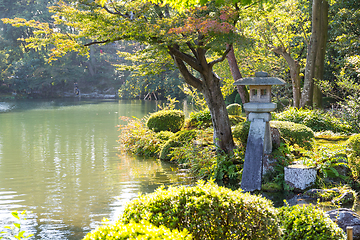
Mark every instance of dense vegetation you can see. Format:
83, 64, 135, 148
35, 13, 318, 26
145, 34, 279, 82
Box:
1, 0, 360, 238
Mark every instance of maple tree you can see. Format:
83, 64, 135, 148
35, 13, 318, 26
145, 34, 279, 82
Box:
3, 0, 247, 152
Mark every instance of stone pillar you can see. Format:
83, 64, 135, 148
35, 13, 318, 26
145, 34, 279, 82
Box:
241, 112, 273, 192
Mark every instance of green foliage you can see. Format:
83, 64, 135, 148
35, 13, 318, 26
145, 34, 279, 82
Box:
0, 211, 34, 240
118, 116, 163, 157
159, 130, 198, 160
185, 109, 212, 129
82, 220, 191, 240
155, 131, 175, 142
232, 121, 251, 146
226, 103, 242, 116
306, 186, 356, 205
121, 181, 281, 240
270, 121, 315, 149
298, 144, 350, 184
274, 107, 352, 133
346, 134, 360, 157
170, 138, 243, 181
278, 204, 346, 240
262, 143, 294, 190
147, 110, 185, 133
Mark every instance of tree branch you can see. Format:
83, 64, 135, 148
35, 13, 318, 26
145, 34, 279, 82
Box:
209, 44, 232, 67
172, 55, 203, 90
168, 45, 203, 72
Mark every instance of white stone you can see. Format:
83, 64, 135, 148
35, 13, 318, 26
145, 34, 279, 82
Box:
284, 165, 317, 190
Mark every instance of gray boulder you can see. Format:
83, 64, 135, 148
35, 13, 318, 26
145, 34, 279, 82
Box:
327, 208, 360, 240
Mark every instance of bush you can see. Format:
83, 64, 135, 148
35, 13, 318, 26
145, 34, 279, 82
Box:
120, 181, 280, 240
185, 109, 212, 129
118, 117, 162, 157
270, 121, 315, 149
147, 110, 185, 133
155, 131, 175, 142
83, 220, 191, 240
232, 121, 251, 146
274, 107, 352, 133
278, 204, 346, 240
159, 130, 198, 160
346, 134, 360, 157
226, 103, 242, 116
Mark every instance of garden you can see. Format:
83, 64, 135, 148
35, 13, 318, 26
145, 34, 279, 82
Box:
82, 95, 358, 240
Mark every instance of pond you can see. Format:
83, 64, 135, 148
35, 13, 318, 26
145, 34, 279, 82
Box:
0, 99, 193, 239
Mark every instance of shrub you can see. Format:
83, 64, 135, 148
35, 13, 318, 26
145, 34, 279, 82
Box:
155, 131, 174, 142
159, 130, 197, 160
226, 103, 242, 116
147, 110, 185, 133
232, 121, 251, 146
120, 181, 280, 240
270, 121, 315, 149
346, 134, 360, 157
83, 220, 191, 240
185, 109, 212, 129
278, 204, 346, 240
118, 117, 162, 157
274, 107, 352, 133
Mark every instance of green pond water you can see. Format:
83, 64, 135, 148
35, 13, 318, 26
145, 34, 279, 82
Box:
0, 99, 193, 239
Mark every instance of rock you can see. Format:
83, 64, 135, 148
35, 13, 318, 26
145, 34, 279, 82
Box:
327, 208, 360, 240
284, 165, 317, 191
332, 191, 356, 205
270, 127, 281, 149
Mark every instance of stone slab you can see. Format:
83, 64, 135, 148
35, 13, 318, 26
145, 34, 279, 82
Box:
241, 119, 265, 192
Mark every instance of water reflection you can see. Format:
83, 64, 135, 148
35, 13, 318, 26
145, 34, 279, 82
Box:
0, 99, 192, 239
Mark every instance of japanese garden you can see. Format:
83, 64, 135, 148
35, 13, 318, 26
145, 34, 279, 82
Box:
0, 0, 359, 239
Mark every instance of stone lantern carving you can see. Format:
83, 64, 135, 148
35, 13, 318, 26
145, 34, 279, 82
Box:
234, 71, 285, 192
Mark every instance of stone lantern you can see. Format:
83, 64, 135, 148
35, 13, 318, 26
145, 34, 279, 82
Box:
234, 71, 285, 192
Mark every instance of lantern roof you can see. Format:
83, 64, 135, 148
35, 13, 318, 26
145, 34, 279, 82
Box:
234, 71, 286, 86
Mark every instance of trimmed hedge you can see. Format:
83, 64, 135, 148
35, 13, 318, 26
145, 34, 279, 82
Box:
185, 109, 212, 129
232, 121, 251, 146
346, 134, 360, 157
147, 110, 185, 133
278, 204, 346, 240
273, 107, 352, 133
233, 121, 314, 149
270, 121, 314, 149
82, 220, 191, 240
159, 130, 198, 160
226, 103, 242, 116
120, 181, 281, 240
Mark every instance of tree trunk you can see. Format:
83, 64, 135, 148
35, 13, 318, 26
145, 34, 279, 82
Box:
201, 72, 235, 153
226, 45, 249, 104
272, 47, 301, 108
300, 0, 324, 108
170, 47, 235, 153
313, 0, 328, 108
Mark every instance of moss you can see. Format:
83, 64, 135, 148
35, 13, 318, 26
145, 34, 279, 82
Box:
346, 134, 360, 157
262, 182, 282, 192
